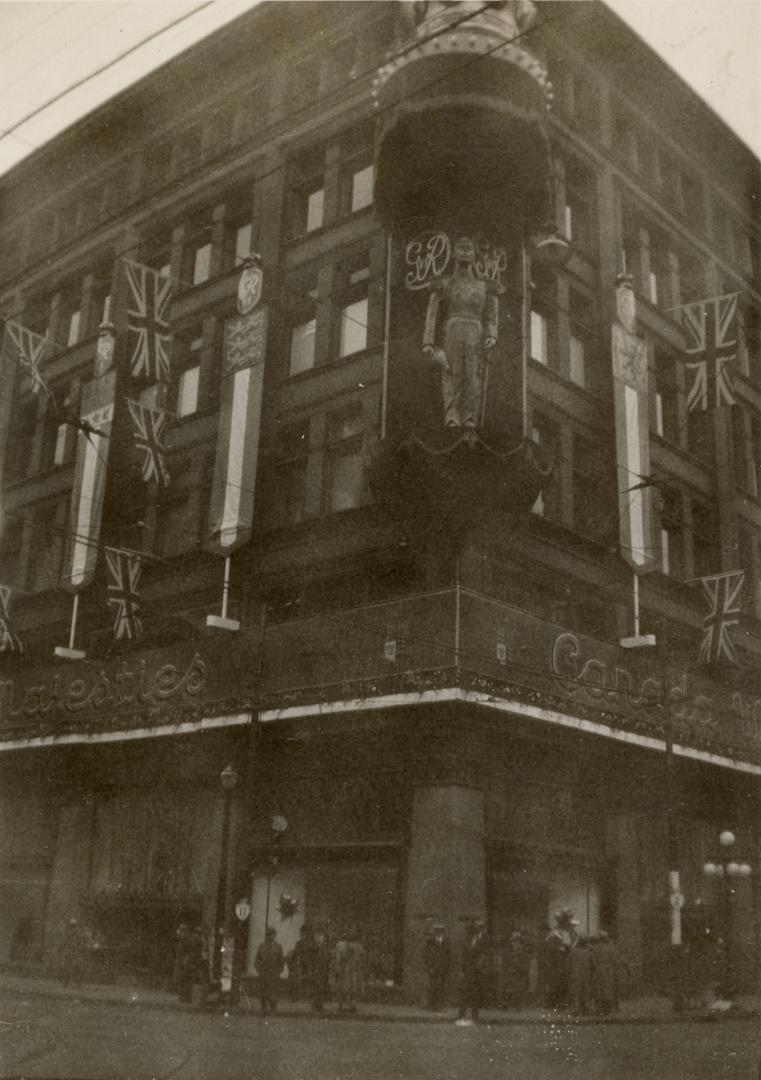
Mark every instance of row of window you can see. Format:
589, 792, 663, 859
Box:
613, 102, 759, 279
529, 413, 729, 586
0, 5, 393, 285
0, 396, 372, 594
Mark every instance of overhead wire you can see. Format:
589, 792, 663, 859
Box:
0, 2, 215, 144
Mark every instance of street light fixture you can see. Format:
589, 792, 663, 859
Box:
702, 829, 752, 1000
264, 814, 288, 932
213, 765, 239, 990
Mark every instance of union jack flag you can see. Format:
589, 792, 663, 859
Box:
681, 292, 738, 411
698, 569, 745, 665
124, 258, 173, 382
2, 319, 49, 395
127, 399, 170, 487
0, 585, 23, 654
105, 547, 143, 641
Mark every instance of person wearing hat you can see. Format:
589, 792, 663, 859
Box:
455, 917, 491, 1026
255, 926, 285, 1017
501, 930, 531, 1009
541, 909, 578, 1009
423, 922, 451, 1012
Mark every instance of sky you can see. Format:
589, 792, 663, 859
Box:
0, 0, 758, 178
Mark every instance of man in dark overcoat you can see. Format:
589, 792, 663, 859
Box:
255, 927, 285, 1017
455, 918, 490, 1025
423, 923, 451, 1011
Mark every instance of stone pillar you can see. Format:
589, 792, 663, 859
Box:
605, 814, 642, 982
44, 798, 96, 958
404, 784, 486, 999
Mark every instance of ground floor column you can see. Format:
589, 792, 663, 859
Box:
606, 813, 643, 982
44, 796, 96, 957
404, 784, 486, 1000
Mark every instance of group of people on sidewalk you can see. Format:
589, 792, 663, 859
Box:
256, 924, 366, 1017
423, 909, 625, 1024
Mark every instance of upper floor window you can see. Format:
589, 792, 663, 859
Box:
271, 420, 310, 526
325, 407, 365, 513
233, 221, 253, 266
143, 229, 172, 279
678, 249, 705, 306
692, 501, 719, 578
751, 415, 761, 499
654, 349, 679, 443
287, 265, 319, 375
568, 291, 594, 389
572, 434, 609, 540
563, 158, 594, 253
349, 164, 374, 214
530, 415, 559, 520
687, 408, 713, 466
336, 262, 369, 358
184, 216, 213, 287
731, 406, 752, 492
174, 330, 203, 418
60, 286, 82, 347
659, 487, 684, 578
4, 398, 38, 483
0, 517, 24, 587
530, 310, 549, 365
289, 151, 325, 238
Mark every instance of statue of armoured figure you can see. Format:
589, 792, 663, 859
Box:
422, 236, 499, 429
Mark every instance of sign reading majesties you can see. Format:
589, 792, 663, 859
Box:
0, 636, 255, 743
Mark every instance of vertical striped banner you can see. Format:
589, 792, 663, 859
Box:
62, 372, 116, 591
207, 307, 267, 555
612, 276, 656, 574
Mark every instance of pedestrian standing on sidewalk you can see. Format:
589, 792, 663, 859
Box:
334, 928, 366, 1014
501, 930, 531, 1009
568, 936, 592, 1015
542, 909, 577, 1009
455, 918, 490, 1026
590, 931, 619, 1015
255, 927, 285, 1017
423, 923, 451, 1012
287, 923, 313, 1002
309, 928, 331, 1013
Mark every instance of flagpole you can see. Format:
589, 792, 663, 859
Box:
222, 556, 231, 621
55, 592, 86, 660
207, 554, 240, 632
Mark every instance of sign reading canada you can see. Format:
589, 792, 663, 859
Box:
0, 638, 252, 741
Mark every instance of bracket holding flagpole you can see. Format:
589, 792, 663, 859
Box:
55, 592, 86, 659
620, 571, 656, 650
206, 555, 240, 632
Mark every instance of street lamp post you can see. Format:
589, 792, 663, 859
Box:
264, 814, 288, 932
702, 830, 752, 1000
213, 765, 239, 989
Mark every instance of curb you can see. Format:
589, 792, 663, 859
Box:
2, 981, 759, 1025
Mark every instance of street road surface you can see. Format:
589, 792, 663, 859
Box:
0, 992, 758, 1080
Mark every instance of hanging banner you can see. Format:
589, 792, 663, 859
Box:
62, 373, 115, 592
207, 304, 268, 556
612, 275, 656, 574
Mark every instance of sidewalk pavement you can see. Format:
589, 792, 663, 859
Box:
1, 971, 759, 1024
